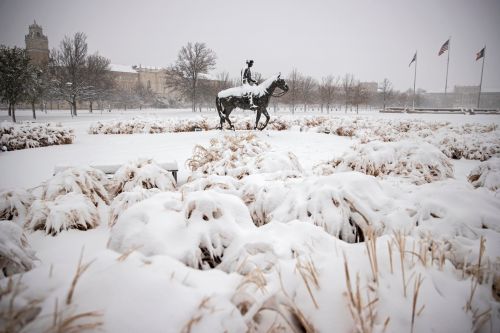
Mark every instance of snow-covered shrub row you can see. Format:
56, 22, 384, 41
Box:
187, 133, 303, 180
468, 157, 500, 194
0, 121, 74, 151
88, 115, 313, 134
0, 220, 37, 277
314, 140, 454, 184
321, 116, 500, 160
429, 129, 500, 161
0, 189, 34, 225
107, 158, 176, 198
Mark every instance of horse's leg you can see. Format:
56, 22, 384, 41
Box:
254, 109, 262, 130
225, 107, 235, 130
260, 109, 270, 130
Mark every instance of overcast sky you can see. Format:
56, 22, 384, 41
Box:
1, 0, 499, 92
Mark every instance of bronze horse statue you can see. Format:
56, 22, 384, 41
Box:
215, 74, 289, 130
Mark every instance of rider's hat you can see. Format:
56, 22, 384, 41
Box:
246, 59, 254, 65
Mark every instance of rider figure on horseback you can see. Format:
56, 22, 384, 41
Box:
241, 60, 258, 110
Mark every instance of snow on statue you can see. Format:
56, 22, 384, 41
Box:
216, 60, 289, 131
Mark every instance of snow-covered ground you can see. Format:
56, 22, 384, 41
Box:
1, 108, 499, 332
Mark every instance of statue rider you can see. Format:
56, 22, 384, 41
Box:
241, 60, 258, 110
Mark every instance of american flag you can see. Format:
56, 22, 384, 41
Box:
409, 52, 417, 67
476, 47, 485, 61
438, 39, 449, 56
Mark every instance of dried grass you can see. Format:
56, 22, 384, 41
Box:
0, 276, 42, 333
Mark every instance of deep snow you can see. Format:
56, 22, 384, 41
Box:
1, 108, 499, 333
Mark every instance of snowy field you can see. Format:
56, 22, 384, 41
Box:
1, 108, 500, 332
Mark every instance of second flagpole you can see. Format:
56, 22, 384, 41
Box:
413, 51, 417, 110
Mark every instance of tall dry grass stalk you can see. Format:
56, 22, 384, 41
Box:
343, 253, 381, 333
0, 276, 42, 333
393, 232, 408, 297
410, 274, 424, 333
181, 297, 214, 333
294, 255, 320, 309
66, 247, 95, 306
364, 228, 378, 284
47, 297, 103, 333
466, 236, 486, 312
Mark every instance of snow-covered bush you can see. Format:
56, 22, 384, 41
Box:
187, 134, 303, 180
429, 130, 500, 161
88, 117, 217, 134
468, 157, 500, 193
0, 221, 37, 277
41, 166, 110, 206
0, 121, 74, 151
0, 189, 34, 224
180, 175, 241, 196
109, 191, 255, 269
314, 140, 454, 184
26, 193, 99, 235
109, 186, 161, 227
107, 158, 176, 197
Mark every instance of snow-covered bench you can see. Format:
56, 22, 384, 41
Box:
53, 161, 179, 182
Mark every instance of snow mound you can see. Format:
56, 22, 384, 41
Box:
0, 121, 74, 151
108, 158, 176, 197
314, 140, 454, 184
41, 167, 110, 206
0, 189, 34, 225
180, 175, 241, 196
410, 180, 500, 271
109, 191, 255, 269
187, 134, 302, 180
468, 157, 500, 193
0, 220, 37, 277
109, 186, 161, 227
26, 193, 99, 235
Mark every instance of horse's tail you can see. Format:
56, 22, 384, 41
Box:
216, 96, 225, 121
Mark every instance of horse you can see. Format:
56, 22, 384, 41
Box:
215, 74, 289, 131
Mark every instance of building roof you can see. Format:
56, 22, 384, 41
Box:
110, 64, 138, 73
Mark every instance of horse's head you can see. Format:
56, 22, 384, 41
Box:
275, 74, 289, 92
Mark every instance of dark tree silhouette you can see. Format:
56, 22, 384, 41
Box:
165, 42, 216, 112
0, 45, 32, 122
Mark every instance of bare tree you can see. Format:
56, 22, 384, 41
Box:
0, 45, 31, 122
379, 78, 393, 110
24, 66, 48, 119
319, 75, 338, 113
342, 73, 355, 112
285, 68, 301, 114
49, 32, 90, 116
165, 42, 216, 112
298, 75, 316, 112
85, 53, 113, 112
352, 81, 369, 113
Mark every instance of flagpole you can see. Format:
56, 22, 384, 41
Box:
445, 37, 450, 96
413, 51, 417, 110
477, 46, 485, 109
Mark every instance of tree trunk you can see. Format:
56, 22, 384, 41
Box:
72, 97, 77, 116
32, 101, 36, 119
11, 104, 16, 123
8, 103, 12, 116
89, 101, 93, 113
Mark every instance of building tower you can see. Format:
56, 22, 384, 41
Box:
25, 21, 49, 67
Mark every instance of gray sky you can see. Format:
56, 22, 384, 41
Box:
1, 0, 499, 92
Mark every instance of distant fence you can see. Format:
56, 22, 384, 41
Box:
380, 107, 500, 115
